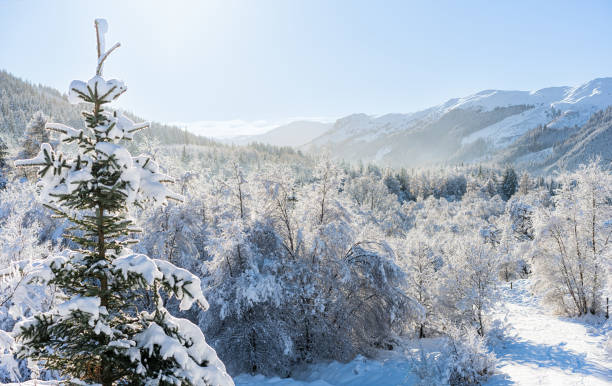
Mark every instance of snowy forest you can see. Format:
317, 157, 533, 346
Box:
0, 13, 611, 386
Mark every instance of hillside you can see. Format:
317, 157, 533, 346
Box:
303, 78, 612, 170
6, 69, 612, 173
0, 70, 216, 148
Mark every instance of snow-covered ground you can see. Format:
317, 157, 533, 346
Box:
4, 280, 610, 386
233, 338, 452, 386
236, 279, 611, 386
234, 356, 418, 386
486, 279, 612, 386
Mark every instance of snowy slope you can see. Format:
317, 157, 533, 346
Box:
305, 78, 612, 168
487, 280, 612, 385
464, 78, 612, 146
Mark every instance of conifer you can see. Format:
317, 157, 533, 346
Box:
14, 19, 233, 386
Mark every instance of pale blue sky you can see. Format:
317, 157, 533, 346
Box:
2, 0, 612, 135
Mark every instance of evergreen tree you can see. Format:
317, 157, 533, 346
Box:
20, 111, 51, 180
21, 111, 49, 159
0, 138, 8, 168
14, 19, 233, 386
500, 166, 518, 200
0, 138, 8, 189
484, 173, 498, 198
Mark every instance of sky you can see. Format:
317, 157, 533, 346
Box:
2, 0, 612, 137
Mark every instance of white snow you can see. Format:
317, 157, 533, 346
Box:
460, 79, 612, 146
514, 147, 554, 166
134, 311, 234, 386
309, 77, 612, 152
95, 19, 108, 53
234, 351, 422, 386
56, 295, 101, 326
234, 279, 612, 386
154, 258, 208, 310
111, 252, 208, 310
13, 143, 53, 168
68, 76, 126, 104
95, 142, 132, 168
45, 122, 83, 140
461, 105, 553, 148
486, 279, 612, 385
445, 87, 569, 113
112, 252, 162, 284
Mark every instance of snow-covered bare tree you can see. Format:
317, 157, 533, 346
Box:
0, 203, 49, 267
439, 236, 499, 336
532, 161, 612, 315
397, 230, 439, 337
199, 161, 424, 376
518, 171, 531, 195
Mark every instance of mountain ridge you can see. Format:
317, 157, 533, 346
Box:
303, 77, 612, 171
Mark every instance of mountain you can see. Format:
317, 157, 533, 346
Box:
0, 70, 216, 148
224, 120, 332, 147
304, 78, 612, 171
4, 68, 611, 173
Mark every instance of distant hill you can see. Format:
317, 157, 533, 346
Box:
224, 120, 332, 147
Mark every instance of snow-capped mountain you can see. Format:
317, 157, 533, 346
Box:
304, 78, 612, 170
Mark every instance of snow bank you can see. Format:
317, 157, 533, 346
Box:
234, 354, 419, 386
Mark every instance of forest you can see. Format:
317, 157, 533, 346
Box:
0, 16, 610, 386
1, 110, 610, 384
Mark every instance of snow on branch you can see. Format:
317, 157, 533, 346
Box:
14, 143, 54, 168
112, 252, 208, 311
45, 122, 83, 140
95, 18, 120, 76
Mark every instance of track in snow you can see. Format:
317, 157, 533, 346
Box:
487, 279, 612, 385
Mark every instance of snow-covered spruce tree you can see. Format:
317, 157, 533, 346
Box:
0, 138, 8, 168
500, 166, 518, 201
13, 19, 233, 386
22, 111, 50, 160
0, 138, 7, 189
